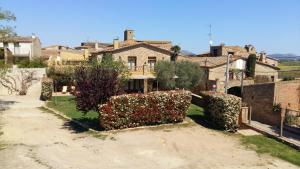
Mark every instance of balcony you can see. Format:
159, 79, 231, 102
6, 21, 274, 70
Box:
128, 65, 155, 79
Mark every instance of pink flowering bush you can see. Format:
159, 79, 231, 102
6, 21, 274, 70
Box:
99, 90, 192, 130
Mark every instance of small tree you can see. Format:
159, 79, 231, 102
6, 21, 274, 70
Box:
0, 8, 16, 37
171, 45, 181, 62
175, 60, 205, 90
74, 65, 119, 113
154, 60, 176, 90
246, 54, 256, 77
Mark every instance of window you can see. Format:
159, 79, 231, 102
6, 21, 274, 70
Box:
148, 57, 156, 70
213, 49, 218, 56
3, 42, 8, 48
14, 42, 20, 54
128, 56, 137, 70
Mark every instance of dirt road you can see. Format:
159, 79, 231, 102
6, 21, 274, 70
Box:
0, 87, 298, 169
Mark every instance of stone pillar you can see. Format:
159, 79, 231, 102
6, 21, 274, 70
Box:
143, 79, 148, 94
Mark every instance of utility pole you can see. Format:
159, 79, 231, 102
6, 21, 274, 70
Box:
240, 70, 244, 99
209, 24, 213, 48
224, 54, 230, 93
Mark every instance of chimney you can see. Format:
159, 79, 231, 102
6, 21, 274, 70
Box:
95, 42, 99, 50
84, 49, 90, 59
124, 29, 134, 41
113, 38, 119, 49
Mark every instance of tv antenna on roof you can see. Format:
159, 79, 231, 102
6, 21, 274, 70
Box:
209, 24, 213, 47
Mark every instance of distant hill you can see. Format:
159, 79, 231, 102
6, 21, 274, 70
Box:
180, 50, 196, 56
269, 53, 300, 61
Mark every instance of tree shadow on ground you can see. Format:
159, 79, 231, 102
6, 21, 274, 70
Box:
62, 117, 101, 133
0, 100, 17, 111
187, 114, 221, 131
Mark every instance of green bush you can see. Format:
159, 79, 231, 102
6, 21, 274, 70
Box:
282, 76, 295, 81
246, 54, 256, 77
41, 78, 53, 101
154, 61, 176, 90
200, 92, 241, 132
17, 58, 46, 68
175, 60, 205, 90
99, 90, 191, 130
47, 67, 75, 92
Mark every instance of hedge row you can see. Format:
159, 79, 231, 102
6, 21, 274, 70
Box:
201, 92, 241, 132
99, 90, 192, 130
41, 78, 53, 101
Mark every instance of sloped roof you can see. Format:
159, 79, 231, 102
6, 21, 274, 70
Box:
178, 55, 280, 70
0, 36, 37, 43
92, 42, 172, 55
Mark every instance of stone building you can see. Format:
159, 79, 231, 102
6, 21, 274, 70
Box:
178, 43, 280, 93
91, 29, 172, 93
208, 44, 278, 66
178, 55, 279, 92
242, 80, 300, 125
42, 45, 89, 66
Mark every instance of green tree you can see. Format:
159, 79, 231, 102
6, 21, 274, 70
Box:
154, 60, 176, 90
0, 8, 16, 37
171, 45, 181, 62
175, 60, 205, 90
87, 53, 130, 91
246, 54, 256, 77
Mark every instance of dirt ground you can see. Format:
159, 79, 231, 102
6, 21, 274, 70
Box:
0, 86, 298, 169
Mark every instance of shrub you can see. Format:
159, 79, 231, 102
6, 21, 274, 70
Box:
246, 54, 256, 77
47, 66, 75, 92
17, 58, 46, 68
154, 60, 176, 90
282, 76, 295, 81
175, 60, 205, 90
99, 90, 191, 130
41, 78, 53, 101
200, 92, 241, 132
75, 65, 119, 113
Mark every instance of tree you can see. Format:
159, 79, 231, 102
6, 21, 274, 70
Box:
246, 54, 256, 77
175, 60, 205, 90
90, 53, 130, 92
171, 45, 181, 62
154, 60, 176, 90
74, 65, 119, 113
0, 8, 16, 37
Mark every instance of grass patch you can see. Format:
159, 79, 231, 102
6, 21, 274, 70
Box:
46, 97, 206, 132
241, 135, 300, 166
46, 96, 99, 130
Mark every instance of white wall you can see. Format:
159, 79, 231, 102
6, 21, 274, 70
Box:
0, 68, 46, 95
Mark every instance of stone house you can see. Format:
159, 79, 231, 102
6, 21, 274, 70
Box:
209, 44, 279, 66
91, 29, 172, 93
0, 35, 41, 64
242, 80, 300, 125
43, 46, 89, 66
178, 55, 279, 92
178, 44, 280, 93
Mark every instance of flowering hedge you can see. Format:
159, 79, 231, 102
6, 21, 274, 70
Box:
99, 90, 191, 130
40, 78, 53, 101
201, 92, 241, 132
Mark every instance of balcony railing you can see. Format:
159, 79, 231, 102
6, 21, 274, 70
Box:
128, 65, 155, 76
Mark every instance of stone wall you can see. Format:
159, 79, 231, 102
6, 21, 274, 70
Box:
112, 46, 171, 67
275, 80, 300, 111
242, 80, 300, 126
242, 83, 279, 125
0, 67, 46, 95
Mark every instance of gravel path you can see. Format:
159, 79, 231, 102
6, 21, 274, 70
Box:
0, 86, 298, 169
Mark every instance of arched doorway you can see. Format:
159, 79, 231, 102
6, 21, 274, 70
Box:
228, 86, 241, 97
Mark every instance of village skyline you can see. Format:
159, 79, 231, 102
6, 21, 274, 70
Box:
1, 0, 300, 55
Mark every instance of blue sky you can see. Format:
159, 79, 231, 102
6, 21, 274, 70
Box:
1, 0, 300, 55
